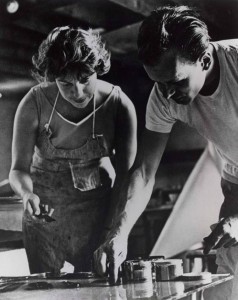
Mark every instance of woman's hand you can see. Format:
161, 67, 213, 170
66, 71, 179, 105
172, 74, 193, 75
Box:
22, 192, 41, 216
94, 230, 128, 284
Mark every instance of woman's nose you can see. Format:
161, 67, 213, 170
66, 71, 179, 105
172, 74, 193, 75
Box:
72, 81, 83, 97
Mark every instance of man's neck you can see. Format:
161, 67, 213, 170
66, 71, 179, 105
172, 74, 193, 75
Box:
200, 43, 220, 96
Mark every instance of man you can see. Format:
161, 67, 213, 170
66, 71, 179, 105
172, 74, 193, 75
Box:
94, 5, 238, 299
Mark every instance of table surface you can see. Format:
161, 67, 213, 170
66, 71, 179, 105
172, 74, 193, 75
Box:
0, 274, 233, 300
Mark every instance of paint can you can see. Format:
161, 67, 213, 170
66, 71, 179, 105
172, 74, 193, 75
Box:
154, 259, 183, 281
122, 259, 152, 282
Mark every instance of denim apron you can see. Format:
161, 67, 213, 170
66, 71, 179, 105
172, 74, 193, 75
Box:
23, 91, 114, 274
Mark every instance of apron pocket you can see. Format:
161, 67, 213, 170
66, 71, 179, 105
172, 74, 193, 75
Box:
69, 161, 102, 191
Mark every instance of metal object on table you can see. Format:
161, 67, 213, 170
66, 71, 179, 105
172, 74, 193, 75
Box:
153, 259, 183, 281
146, 257, 165, 280
0, 272, 96, 283
122, 259, 152, 282
178, 271, 212, 282
46, 272, 96, 280
121, 256, 165, 282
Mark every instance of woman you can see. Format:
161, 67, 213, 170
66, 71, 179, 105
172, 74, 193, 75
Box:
9, 26, 137, 274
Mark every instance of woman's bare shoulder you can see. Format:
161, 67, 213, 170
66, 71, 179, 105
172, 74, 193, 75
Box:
96, 79, 134, 108
36, 82, 57, 102
20, 82, 56, 108
96, 79, 114, 96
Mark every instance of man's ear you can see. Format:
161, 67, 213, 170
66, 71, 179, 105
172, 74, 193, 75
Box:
200, 53, 211, 71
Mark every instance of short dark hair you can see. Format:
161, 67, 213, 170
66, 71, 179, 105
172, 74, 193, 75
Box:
137, 5, 210, 65
32, 26, 111, 82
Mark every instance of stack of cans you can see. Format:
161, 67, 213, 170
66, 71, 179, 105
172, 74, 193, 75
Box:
122, 257, 183, 282
153, 259, 183, 281
122, 259, 152, 282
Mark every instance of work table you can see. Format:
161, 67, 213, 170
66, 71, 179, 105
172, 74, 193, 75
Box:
0, 198, 233, 299
0, 273, 233, 300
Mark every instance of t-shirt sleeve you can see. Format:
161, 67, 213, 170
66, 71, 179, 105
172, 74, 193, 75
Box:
146, 83, 176, 133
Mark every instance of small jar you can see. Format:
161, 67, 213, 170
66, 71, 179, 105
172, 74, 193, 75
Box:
133, 261, 152, 281
122, 260, 152, 282
154, 259, 183, 281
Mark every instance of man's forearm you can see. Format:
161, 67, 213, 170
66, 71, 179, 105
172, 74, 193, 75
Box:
102, 176, 122, 232
113, 168, 155, 237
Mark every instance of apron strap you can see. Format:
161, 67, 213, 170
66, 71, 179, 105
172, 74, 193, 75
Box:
92, 95, 96, 138
45, 91, 60, 132
44, 91, 96, 137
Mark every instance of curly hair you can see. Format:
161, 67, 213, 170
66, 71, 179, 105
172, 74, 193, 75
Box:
32, 26, 111, 82
138, 5, 210, 66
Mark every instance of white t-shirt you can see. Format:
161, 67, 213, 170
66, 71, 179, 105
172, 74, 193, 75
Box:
146, 39, 238, 184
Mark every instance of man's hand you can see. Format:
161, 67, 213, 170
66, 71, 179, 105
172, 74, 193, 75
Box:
203, 215, 238, 254
94, 231, 128, 284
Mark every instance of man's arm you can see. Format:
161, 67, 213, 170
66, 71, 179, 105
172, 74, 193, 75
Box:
203, 179, 238, 254
116, 129, 170, 236
100, 93, 137, 241
94, 128, 170, 282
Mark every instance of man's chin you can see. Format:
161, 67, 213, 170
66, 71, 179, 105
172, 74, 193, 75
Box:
172, 97, 192, 105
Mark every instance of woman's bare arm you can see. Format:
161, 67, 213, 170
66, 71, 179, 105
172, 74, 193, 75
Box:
9, 90, 40, 214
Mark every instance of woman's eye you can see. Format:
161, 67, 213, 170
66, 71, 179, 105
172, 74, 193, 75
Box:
61, 82, 72, 87
80, 77, 90, 84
